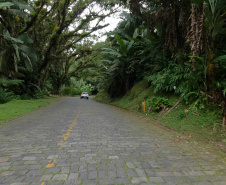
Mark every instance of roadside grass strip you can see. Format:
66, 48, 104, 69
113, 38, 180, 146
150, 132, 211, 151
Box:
0, 97, 58, 123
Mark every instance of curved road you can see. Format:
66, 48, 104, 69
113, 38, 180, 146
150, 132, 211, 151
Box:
0, 97, 225, 185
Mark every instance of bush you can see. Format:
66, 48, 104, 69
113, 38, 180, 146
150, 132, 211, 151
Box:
0, 88, 18, 104
61, 87, 83, 96
95, 90, 111, 103
61, 87, 72, 95
34, 89, 50, 99
20, 94, 31, 100
146, 96, 173, 112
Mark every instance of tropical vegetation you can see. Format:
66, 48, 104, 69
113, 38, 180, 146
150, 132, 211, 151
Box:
99, 0, 226, 130
0, 0, 120, 99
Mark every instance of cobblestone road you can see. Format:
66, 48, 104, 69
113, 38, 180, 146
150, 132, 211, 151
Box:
0, 97, 225, 185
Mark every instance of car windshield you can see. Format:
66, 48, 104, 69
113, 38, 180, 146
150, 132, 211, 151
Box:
82, 92, 88, 94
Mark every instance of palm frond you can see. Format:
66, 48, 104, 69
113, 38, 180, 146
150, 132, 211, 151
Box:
17, 33, 34, 44
0, 2, 14, 9
3, 29, 24, 43
18, 45, 38, 64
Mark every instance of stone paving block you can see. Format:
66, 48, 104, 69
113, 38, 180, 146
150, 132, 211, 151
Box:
27, 169, 43, 175
24, 160, 38, 165
85, 153, 97, 157
47, 155, 58, 159
182, 176, 199, 182
28, 164, 42, 169
107, 163, 116, 170
71, 165, 79, 172
132, 177, 148, 184
82, 180, 97, 185
79, 171, 88, 180
22, 156, 36, 161
2, 175, 19, 183
61, 167, 70, 173
108, 170, 117, 178
0, 162, 12, 166
79, 164, 87, 171
11, 165, 27, 170
15, 175, 26, 181
201, 165, 215, 170
134, 162, 143, 168
30, 181, 44, 185
116, 169, 126, 177
39, 174, 53, 181
187, 171, 205, 176
135, 168, 146, 176
141, 162, 151, 169
47, 181, 64, 185
195, 182, 213, 185
115, 178, 130, 184
88, 170, 98, 179
1, 170, 14, 176
97, 164, 107, 170
204, 171, 216, 175
126, 169, 137, 177
126, 162, 135, 168
99, 178, 115, 185
0, 157, 9, 163
212, 181, 226, 185
64, 180, 82, 185
99, 170, 107, 178
24, 175, 40, 182
149, 176, 165, 182
172, 171, 186, 176
68, 172, 78, 180
88, 164, 96, 171
155, 172, 173, 176
0, 166, 10, 171
109, 156, 119, 159
45, 167, 61, 174
145, 169, 155, 176
162, 176, 183, 183
52, 174, 68, 181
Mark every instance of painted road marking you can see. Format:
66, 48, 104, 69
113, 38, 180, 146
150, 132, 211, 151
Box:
41, 108, 81, 184
60, 110, 80, 143
46, 159, 56, 168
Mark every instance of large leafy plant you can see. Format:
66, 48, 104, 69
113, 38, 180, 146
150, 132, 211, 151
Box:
102, 34, 138, 97
146, 97, 173, 112
0, 30, 38, 77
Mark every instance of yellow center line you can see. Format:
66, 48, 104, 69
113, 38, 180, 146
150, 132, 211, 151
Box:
60, 110, 80, 144
41, 107, 81, 185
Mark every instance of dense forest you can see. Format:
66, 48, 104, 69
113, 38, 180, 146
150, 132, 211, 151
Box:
0, 0, 226, 128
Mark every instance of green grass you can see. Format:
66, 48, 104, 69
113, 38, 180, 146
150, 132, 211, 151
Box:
160, 103, 225, 142
96, 80, 226, 143
0, 97, 59, 123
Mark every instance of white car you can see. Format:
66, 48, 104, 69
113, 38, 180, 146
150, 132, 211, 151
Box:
80, 92, 89, 99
